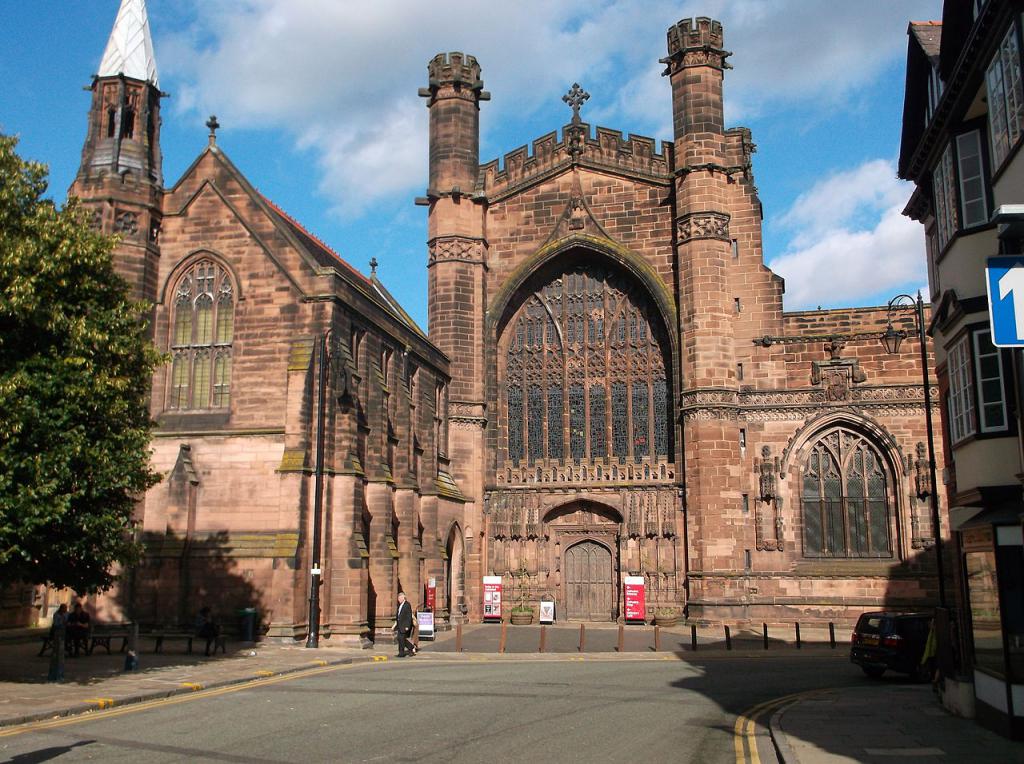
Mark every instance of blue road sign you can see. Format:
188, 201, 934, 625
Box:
987, 256, 1024, 347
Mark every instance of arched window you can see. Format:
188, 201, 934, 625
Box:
801, 426, 893, 559
503, 264, 669, 466
169, 260, 234, 410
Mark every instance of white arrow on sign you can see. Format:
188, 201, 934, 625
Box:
999, 262, 1024, 340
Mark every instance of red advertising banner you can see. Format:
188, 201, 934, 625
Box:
483, 575, 503, 620
425, 577, 436, 611
623, 576, 646, 622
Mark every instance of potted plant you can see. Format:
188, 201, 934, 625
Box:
510, 604, 534, 625
654, 608, 680, 628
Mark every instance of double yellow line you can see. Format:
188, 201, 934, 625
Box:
733, 689, 826, 764
0, 660, 376, 740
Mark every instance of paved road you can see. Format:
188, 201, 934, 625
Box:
0, 653, 865, 763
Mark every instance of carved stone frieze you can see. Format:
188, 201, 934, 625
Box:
676, 211, 730, 242
115, 210, 138, 235
680, 385, 939, 422
428, 236, 486, 265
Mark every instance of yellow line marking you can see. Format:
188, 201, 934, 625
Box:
180, 682, 203, 691
84, 699, 114, 710
0, 661, 379, 739
255, 670, 275, 677
733, 689, 831, 764
311, 659, 328, 666
371, 655, 388, 662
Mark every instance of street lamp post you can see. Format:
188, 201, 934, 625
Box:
882, 292, 947, 609
306, 332, 330, 648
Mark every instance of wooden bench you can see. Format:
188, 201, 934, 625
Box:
40, 626, 131, 656
145, 631, 227, 655
89, 631, 130, 655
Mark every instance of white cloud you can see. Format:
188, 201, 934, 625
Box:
159, 0, 939, 217
768, 159, 926, 308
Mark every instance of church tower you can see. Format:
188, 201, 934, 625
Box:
71, 0, 163, 304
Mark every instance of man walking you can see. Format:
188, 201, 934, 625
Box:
393, 592, 417, 657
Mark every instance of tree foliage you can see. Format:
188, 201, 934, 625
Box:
0, 134, 161, 591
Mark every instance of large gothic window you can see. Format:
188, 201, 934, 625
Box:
801, 427, 893, 559
504, 264, 669, 466
169, 260, 234, 410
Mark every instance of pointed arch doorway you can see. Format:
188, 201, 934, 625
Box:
564, 541, 613, 621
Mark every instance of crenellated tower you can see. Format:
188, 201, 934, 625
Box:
70, 0, 163, 305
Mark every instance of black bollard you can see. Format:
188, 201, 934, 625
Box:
795, 622, 802, 650
691, 624, 698, 651
725, 625, 732, 650
763, 622, 769, 650
828, 622, 836, 649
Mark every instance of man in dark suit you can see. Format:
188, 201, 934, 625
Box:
393, 592, 417, 657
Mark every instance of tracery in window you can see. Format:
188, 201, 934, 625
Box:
503, 263, 669, 467
169, 260, 234, 410
801, 427, 892, 559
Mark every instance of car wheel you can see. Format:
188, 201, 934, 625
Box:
861, 665, 885, 679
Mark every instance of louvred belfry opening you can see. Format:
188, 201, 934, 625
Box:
502, 259, 671, 472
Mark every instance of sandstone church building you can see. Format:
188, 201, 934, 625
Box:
43, 0, 949, 641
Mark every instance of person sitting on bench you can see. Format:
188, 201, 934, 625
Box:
194, 606, 220, 657
66, 602, 91, 658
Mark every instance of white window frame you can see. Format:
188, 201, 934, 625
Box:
947, 335, 976, 445
987, 20, 1024, 170
956, 130, 988, 228
933, 144, 958, 249
973, 329, 1009, 433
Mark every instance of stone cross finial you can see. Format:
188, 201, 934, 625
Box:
369, 257, 378, 276
206, 115, 220, 145
562, 83, 590, 123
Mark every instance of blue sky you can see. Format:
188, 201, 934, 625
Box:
0, 0, 940, 327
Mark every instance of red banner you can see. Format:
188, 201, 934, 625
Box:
425, 577, 436, 611
624, 576, 646, 622
483, 576, 502, 620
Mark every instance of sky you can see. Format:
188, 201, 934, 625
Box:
0, 0, 941, 327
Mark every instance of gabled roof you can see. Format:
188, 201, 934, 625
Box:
910, 21, 942, 61
258, 194, 426, 338
98, 0, 159, 86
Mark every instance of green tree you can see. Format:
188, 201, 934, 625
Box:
0, 134, 160, 592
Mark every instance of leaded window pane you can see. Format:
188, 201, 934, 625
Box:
192, 351, 211, 408
213, 352, 232, 408
503, 263, 670, 469
548, 385, 564, 460
508, 386, 523, 463
168, 260, 234, 411
528, 384, 544, 463
632, 382, 648, 459
800, 428, 892, 559
612, 381, 628, 461
653, 378, 668, 456
569, 383, 585, 462
589, 384, 606, 458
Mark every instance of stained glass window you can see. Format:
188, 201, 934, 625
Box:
569, 384, 585, 461
612, 381, 628, 461
801, 427, 892, 558
169, 260, 234, 410
503, 263, 670, 468
589, 384, 606, 458
632, 382, 649, 460
528, 384, 544, 463
548, 386, 564, 459
508, 387, 523, 463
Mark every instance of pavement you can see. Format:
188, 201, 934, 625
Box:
768, 682, 1024, 763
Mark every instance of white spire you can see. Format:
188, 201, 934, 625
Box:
97, 0, 159, 87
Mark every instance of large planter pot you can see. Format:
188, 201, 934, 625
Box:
510, 611, 534, 625
655, 616, 679, 628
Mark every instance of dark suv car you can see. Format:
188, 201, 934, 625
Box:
850, 611, 933, 680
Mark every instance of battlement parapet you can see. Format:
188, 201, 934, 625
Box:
480, 123, 673, 199
661, 16, 731, 73
420, 52, 489, 103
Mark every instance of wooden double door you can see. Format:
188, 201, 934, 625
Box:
564, 541, 614, 621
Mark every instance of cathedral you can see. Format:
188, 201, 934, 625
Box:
45, 0, 948, 640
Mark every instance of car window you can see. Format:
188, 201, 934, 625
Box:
857, 615, 890, 634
